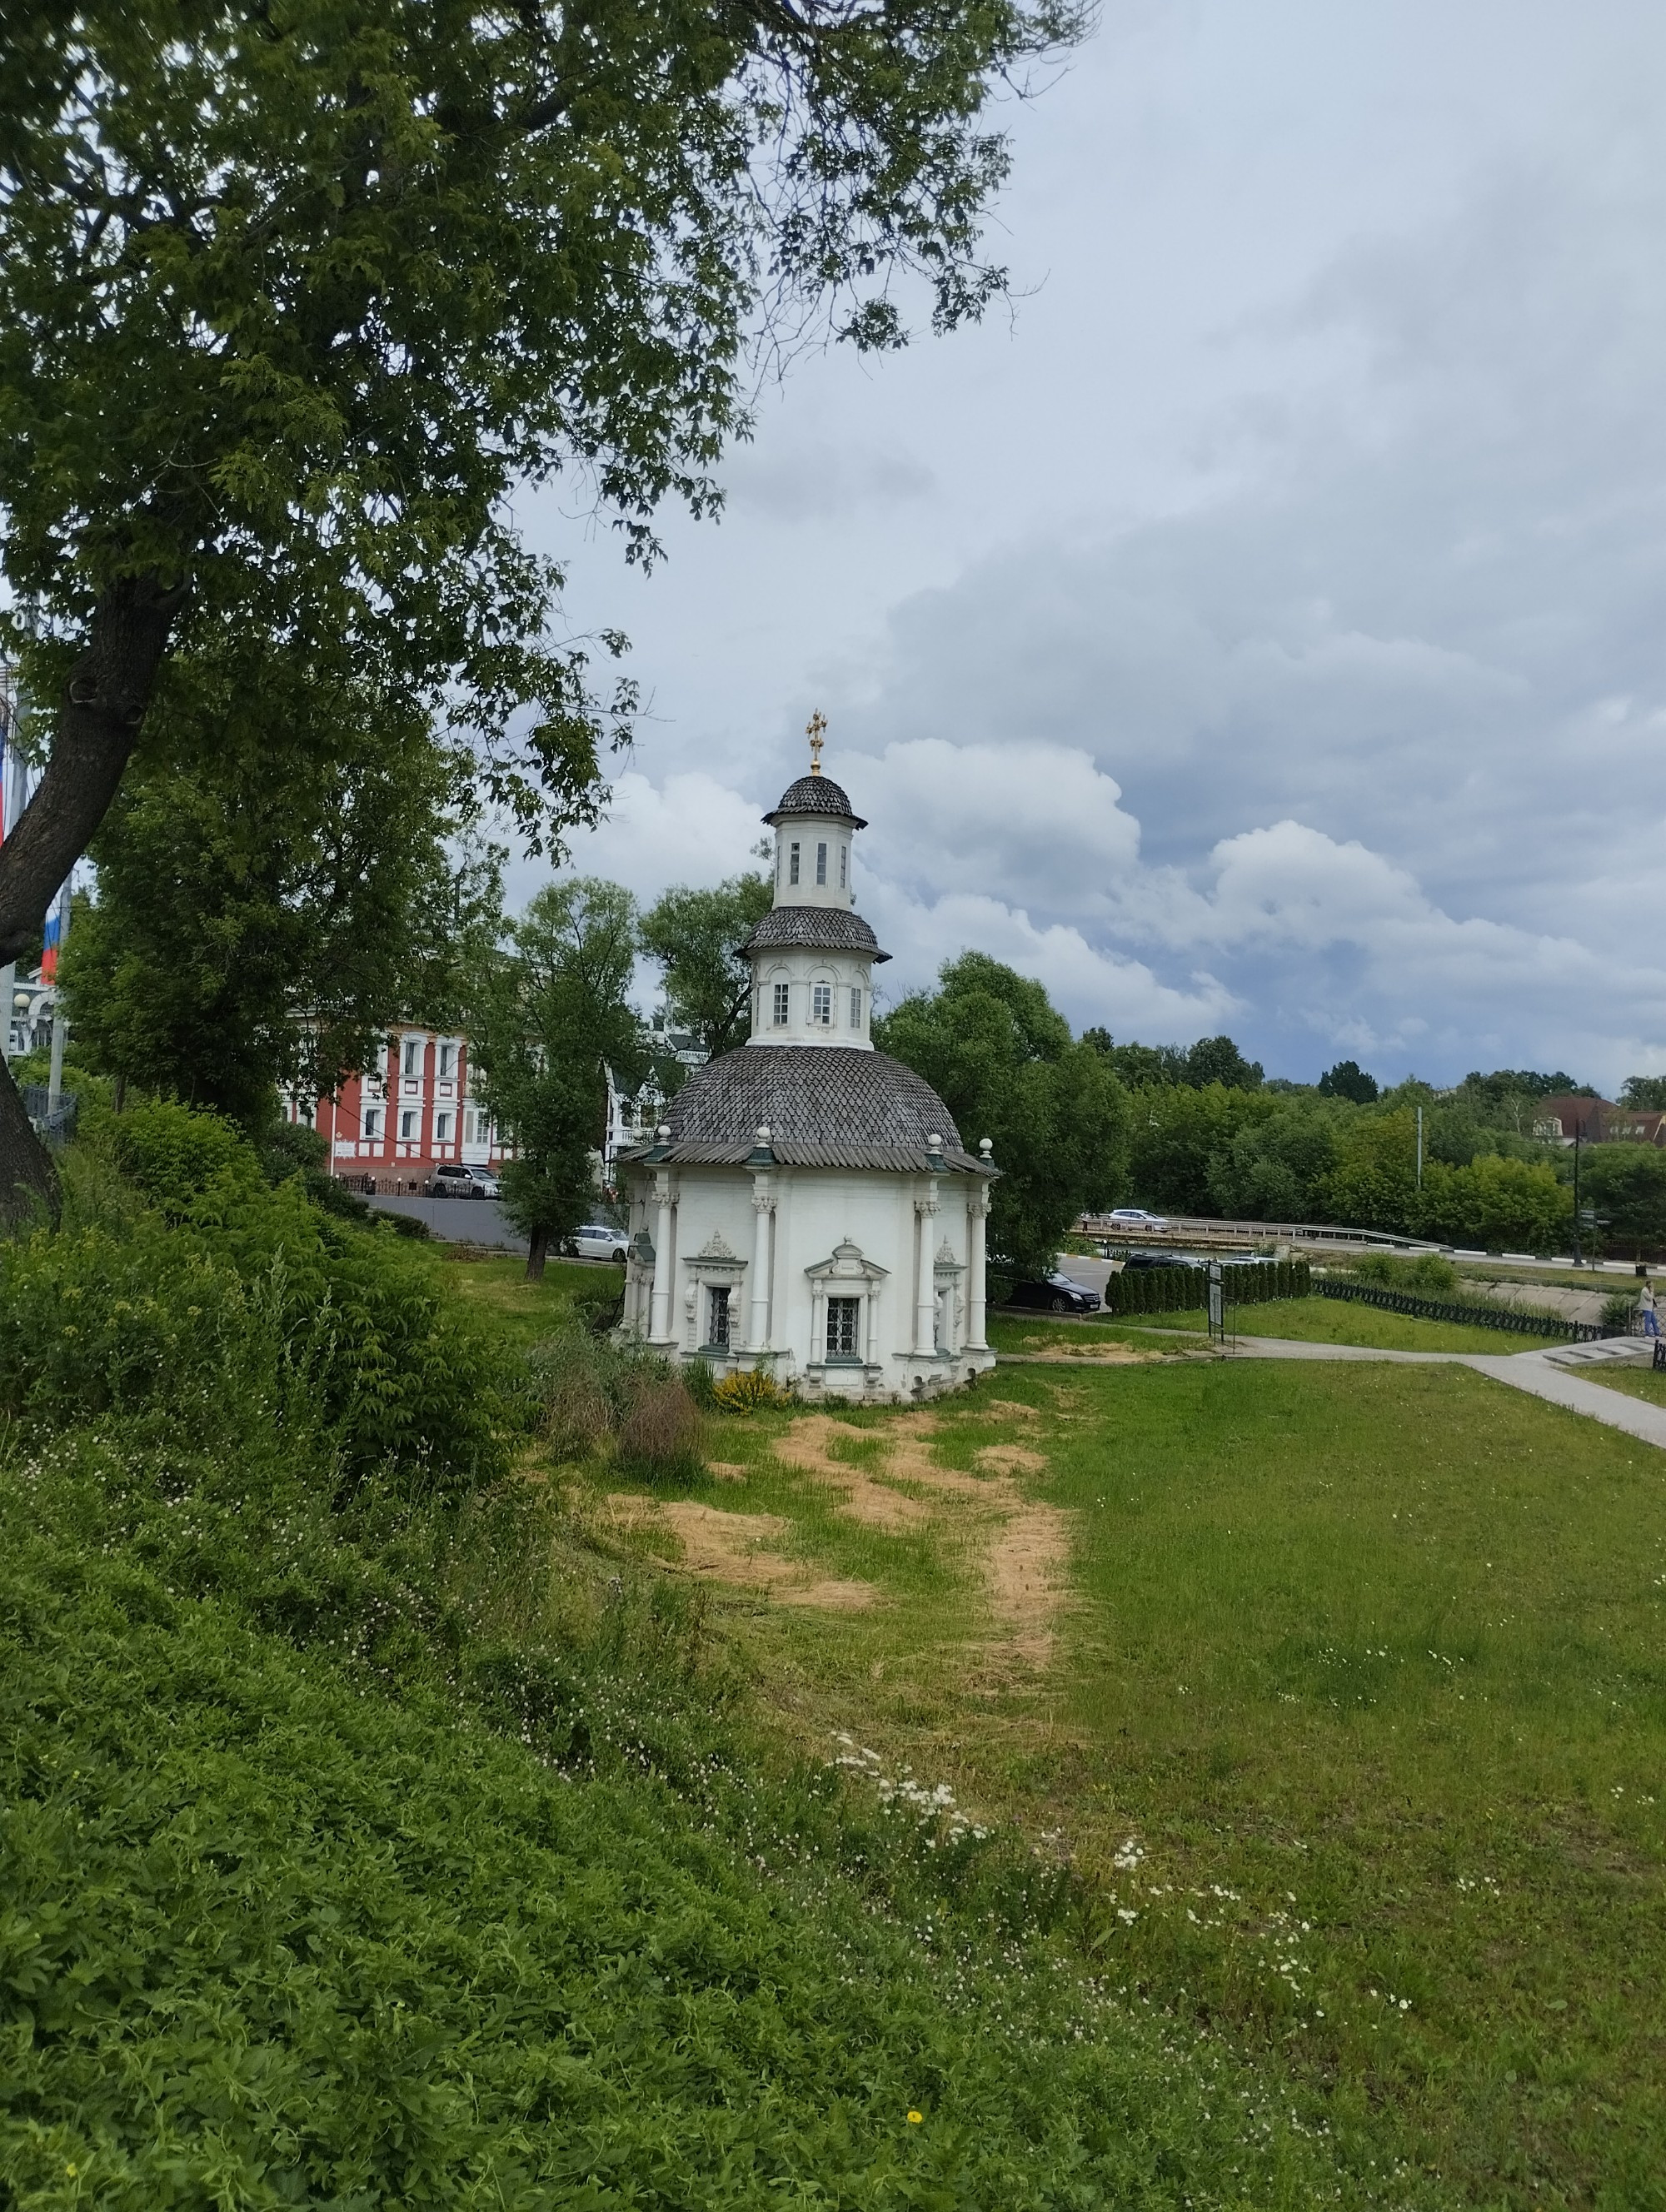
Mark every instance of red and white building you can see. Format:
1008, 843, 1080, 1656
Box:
283, 1027, 509, 1191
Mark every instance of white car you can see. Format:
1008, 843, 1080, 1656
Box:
570, 1223, 629, 1261
427, 1162, 501, 1199
1106, 1207, 1168, 1231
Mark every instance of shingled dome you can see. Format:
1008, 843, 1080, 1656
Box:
742, 905, 890, 962
636, 1045, 987, 1173
763, 775, 866, 828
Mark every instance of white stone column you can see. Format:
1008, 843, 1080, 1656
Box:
914, 1192, 939, 1356
649, 1169, 676, 1342
811, 1281, 825, 1364
966, 1193, 989, 1351
749, 1183, 774, 1350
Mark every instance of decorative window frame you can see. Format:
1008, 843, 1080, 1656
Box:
934, 1237, 967, 1357
804, 1241, 890, 1372
681, 1228, 749, 1355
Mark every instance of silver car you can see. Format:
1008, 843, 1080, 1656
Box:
1106, 1207, 1168, 1231
570, 1223, 629, 1261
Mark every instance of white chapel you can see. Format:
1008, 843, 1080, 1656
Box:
618, 738, 997, 1400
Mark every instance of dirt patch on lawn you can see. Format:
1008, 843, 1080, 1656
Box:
975, 1444, 1048, 1477
770, 1412, 1075, 1672
605, 1495, 877, 1611
1018, 1341, 1170, 1363
984, 1502, 1074, 1669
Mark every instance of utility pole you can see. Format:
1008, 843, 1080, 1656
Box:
45, 881, 70, 1126
1415, 1104, 1424, 1191
1572, 1126, 1583, 1267
0, 664, 17, 1063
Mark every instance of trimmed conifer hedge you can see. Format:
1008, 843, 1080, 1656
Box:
1102, 1257, 1310, 1317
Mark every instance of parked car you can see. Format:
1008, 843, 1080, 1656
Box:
1004, 1271, 1102, 1315
569, 1223, 630, 1262
1120, 1249, 1204, 1272
1105, 1207, 1168, 1231
426, 1162, 499, 1199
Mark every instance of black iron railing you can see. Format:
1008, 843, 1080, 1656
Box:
1319, 1279, 1604, 1342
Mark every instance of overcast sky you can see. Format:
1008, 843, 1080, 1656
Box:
516, 0, 1666, 1093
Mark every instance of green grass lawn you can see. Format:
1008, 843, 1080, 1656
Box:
441, 1249, 623, 1348
1577, 1363, 1666, 1407
992, 1298, 1524, 1356
612, 1360, 1666, 2209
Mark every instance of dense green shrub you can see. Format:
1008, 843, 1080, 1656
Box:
1102, 1257, 1309, 1317
1349, 1252, 1459, 1295
0, 1104, 513, 1499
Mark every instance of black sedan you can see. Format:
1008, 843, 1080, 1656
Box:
1002, 1271, 1103, 1316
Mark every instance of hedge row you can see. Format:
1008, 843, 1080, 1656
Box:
1102, 1257, 1310, 1316
1319, 1278, 1603, 1342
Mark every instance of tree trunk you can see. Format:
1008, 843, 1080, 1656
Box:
0, 1051, 57, 1223
0, 575, 184, 1221
525, 1223, 549, 1281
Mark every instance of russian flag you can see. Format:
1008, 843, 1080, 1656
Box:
41, 887, 67, 983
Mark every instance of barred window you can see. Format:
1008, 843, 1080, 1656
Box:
811, 984, 832, 1025
707, 1287, 731, 1348
826, 1297, 860, 1358
773, 983, 790, 1025
816, 840, 827, 884
789, 841, 801, 885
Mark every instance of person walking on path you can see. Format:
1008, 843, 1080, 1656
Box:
1642, 1278, 1659, 1338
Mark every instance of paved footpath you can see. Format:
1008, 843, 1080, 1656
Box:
997, 1338, 1666, 1451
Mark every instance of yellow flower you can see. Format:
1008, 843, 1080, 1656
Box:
906, 2110, 923, 2125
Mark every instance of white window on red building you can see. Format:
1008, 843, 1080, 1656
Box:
363, 1108, 381, 1139
436, 1111, 453, 1144
400, 1108, 417, 1141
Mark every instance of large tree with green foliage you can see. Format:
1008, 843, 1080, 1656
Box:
876, 953, 1128, 1276
468, 879, 643, 1279
639, 872, 773, 1062
0, 0, 1081, 1213
60, 639, 500, 1128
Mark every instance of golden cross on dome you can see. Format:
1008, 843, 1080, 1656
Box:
806, 709, 827, 775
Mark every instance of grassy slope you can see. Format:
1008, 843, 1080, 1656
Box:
618, 1362, 1666, 2210
442, 1250, 624, 1348
0, 1398, 1369, 2209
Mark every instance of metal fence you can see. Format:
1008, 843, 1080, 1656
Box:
22, 1084, 77, 1144
1318, 1278, 1605, 1343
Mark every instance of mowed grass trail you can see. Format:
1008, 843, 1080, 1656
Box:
634, 1360, 1666, 2210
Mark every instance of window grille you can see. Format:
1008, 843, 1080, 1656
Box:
707, 1286, 731, 1348
816, 840, 827, 884
773, 982, 790, 1025
811, 984, 832, 1025
789, 842, 801, 884
850, 987, 862, 1027
826, 1297, 860, 1358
